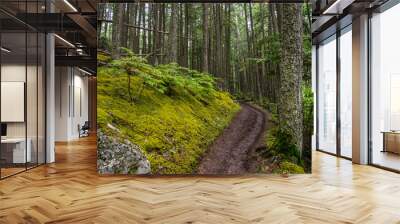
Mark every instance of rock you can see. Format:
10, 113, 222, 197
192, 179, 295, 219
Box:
107, 123, 120, 133
97, 130, 151, 175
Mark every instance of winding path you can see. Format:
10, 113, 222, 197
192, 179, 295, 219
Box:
198, 103, 267, 174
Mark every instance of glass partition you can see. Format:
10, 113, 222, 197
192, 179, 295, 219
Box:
0, 31, 28, 177
0, 1, 46, 179
317, 35, 337, 154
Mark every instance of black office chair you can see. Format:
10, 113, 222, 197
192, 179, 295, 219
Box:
79, 121, 90, 138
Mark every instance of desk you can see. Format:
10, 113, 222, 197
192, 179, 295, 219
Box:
1, 138, 31, 163
382, 131, 400, 154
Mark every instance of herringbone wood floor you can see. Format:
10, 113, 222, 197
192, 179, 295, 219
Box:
1, 136, 400, 224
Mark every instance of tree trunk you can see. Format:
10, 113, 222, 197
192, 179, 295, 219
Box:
120, 4, 127, 48
225, 5, 231, 92
97, 4, 105, 40
202, 3, 209, 73
183, 4, 190, 68
215, 4, 222, 83
134, 4, 143, 54
111, 4, 123, 57
160, 4, 165, 64
103, 6, 109, 40
152, 4, 159, 64
167, 4, 178, 63
128, 4, 137, 51
141, 4, 147, 55
278, 3, 303, 153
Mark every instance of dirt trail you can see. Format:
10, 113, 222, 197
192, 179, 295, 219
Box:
197, 103, 267, 174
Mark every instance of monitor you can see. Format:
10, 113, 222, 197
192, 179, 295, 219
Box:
1, 123, 7, 137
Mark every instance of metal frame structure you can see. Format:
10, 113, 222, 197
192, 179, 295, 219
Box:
315, 24, 352, 161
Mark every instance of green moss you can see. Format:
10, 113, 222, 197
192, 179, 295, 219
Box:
97, 52, 112, 64
98, 57, 240, 174
273, 161, 305, 174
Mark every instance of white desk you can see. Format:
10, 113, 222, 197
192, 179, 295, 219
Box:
1, 138, 31, 163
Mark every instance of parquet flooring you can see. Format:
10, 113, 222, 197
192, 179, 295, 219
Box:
1, 136, 400, 223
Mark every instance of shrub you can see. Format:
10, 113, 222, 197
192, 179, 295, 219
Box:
274, 161, 305, 174
265, 126, 303, 166
302, 84, 313, 172
97, 52, 112, 64
99, 36, 112, 51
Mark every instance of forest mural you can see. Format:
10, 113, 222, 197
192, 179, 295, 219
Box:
97, 3, 313, 175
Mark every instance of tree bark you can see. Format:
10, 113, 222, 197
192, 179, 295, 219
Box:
141, 4, 147, 55
224, 5, 231, 92
111, 4, 123, 56
97, 4, 105, 40
278, 3, 303, 153
202, 3, 209, 73
167, 4, 178, 63
120, 4, 127, 48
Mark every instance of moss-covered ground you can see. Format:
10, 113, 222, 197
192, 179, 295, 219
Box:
97, 54, 240, 174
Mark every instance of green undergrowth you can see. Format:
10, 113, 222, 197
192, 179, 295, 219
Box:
254, 86, 313, 175
97, 52, 240, 174
255, 126, 305, 174
273, 161, 305, 174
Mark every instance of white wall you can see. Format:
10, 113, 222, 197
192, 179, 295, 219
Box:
1, 65, 40, 137
55, 67, 89, 141
55, 66, 70, 141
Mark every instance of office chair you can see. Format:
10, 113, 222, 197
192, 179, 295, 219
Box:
79, 121, 90, 138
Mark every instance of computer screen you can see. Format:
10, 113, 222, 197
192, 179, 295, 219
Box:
1, 123, 7, 137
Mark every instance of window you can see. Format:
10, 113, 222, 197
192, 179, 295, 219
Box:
317, 35, 337, 154
370, 3, 400, 171
340, 26, 352, 158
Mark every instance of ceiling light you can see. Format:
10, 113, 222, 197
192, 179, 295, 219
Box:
63, 0, 78, 12
54, 34, 75, 48
76, 49, 85, 55
1, 47, 11, 53
322, 0, 354, 15
78, 67, 93, 76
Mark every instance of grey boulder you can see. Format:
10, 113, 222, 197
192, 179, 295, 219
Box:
97, 130, 151, 175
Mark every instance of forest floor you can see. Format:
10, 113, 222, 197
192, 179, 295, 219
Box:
197, 103, 270, 174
